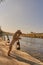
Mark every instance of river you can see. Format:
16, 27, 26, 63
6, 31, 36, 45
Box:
9, 36, 43, 62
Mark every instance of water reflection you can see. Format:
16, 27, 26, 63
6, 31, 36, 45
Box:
20, 37, 43, 61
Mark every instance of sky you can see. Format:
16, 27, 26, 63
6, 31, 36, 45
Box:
0, 0, 43, 33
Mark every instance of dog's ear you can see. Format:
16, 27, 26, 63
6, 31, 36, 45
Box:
17, 30, 22, 34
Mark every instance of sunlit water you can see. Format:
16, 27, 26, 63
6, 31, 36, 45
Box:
9, 36, 43, 61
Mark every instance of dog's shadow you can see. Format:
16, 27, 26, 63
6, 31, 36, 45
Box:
10, 53, 40, 65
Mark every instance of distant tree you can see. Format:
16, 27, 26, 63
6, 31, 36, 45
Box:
31, 32, 33, 33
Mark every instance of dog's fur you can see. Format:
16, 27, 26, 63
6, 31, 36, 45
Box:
8, 30, 22, 56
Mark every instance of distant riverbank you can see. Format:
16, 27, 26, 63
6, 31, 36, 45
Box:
22, 33, 43, 39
